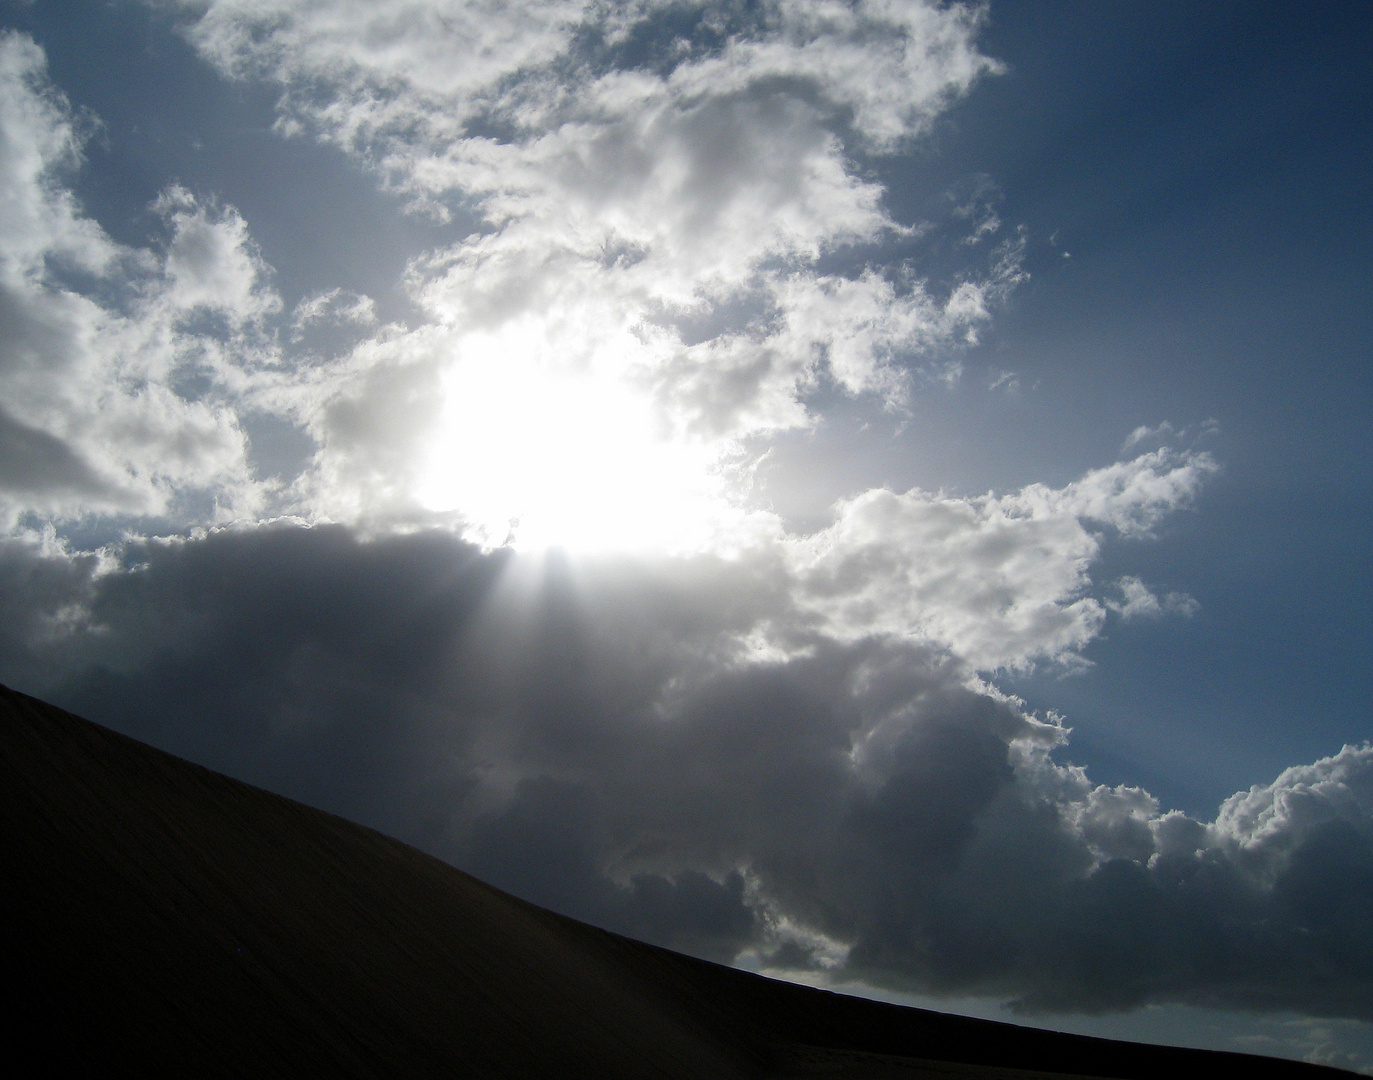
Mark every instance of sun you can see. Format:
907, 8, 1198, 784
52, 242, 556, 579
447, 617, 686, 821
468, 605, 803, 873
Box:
414, 333, 749, 556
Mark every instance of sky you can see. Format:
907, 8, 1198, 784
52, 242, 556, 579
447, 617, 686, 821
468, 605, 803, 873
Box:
1, 0, 1370, 1069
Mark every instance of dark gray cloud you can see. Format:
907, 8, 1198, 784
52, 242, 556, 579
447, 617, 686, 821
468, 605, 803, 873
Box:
0, 402, 116, 498
3, 523, 1370, 1021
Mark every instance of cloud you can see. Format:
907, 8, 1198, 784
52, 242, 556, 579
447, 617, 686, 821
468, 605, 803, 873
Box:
1121, 418, 1220, 453
182, 0, 997, 173
0, 7, 1022, 550
150, 0, 1014, 546
177, 0, 997, 293
0, 32, 287, 531
0, 403, 120, 500
1000, 742, 1373, 1019
1106, 576, 1200, 621
153, 186, 280, 325
1214, 746, 1373, 882
1034, 448, 1218, 538
1, 519, 1370, 1023
9, 1, 1366, 1044
785, 449, 1214, 670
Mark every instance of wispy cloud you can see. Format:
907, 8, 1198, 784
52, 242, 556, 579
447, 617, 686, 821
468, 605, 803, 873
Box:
1106, 576, 1200, 621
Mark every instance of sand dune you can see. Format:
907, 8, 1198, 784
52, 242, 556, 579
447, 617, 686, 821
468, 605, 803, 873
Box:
0, 682, 1349, 1078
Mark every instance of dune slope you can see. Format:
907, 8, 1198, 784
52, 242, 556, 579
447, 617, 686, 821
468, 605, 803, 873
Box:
0, 682, 1348, 1078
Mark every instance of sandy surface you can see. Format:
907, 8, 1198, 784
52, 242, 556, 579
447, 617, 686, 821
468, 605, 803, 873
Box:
0, 682, 1350, 1078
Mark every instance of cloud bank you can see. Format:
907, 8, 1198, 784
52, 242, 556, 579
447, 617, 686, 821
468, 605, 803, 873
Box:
2, 521, 1371, 1023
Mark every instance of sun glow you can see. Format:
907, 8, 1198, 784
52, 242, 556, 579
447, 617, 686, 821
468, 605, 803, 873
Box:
415, 337, 747, 555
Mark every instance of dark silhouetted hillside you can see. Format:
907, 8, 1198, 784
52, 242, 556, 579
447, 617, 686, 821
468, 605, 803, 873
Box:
0, 682, 1351, 1078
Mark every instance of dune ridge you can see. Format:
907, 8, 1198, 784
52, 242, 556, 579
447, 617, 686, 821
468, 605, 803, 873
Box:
0, 682, 1349, 1078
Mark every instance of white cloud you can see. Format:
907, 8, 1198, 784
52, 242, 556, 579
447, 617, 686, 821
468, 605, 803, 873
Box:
159, 0, 1013, 549
0, 33, 283, 530
783, 449, 1214, 671
278, 181, 1019, 546
182, 0, 998, 164
153, 186, 280, 325
1122, 420, 1177, 452
1028, 447, 1218, 538
1106, 576, 1200, 621
185, 0, 589, 119
1213, 743, 1373, 882
1121, 417, 1220, 453
0, 34, 116, 274
0, 17, 1219, 670
290, 288, 376, 336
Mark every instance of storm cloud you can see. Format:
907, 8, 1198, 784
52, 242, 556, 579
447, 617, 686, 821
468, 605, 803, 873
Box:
3, 521, 1369, 1019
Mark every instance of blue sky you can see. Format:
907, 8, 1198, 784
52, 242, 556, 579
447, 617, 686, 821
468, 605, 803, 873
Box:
1, 0, 1370, 1069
